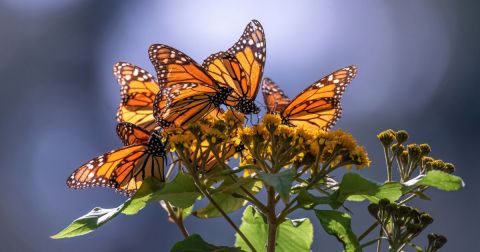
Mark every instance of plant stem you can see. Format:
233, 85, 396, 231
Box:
383, 146, 393, 182
164, 201, 189, 238
266, 186, 277, 252
358, 222, 379, 241
193, 176, 257, 252
376, 225, 383, 252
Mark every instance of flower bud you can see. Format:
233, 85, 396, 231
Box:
406, 223, 422, 233
407, 144, 422, 160
378, 199, 390, 208
368, 203, 379, 216
391, 143, 405, 154
398, 205, 412, 217
395, 130, 409, 143
419, 213, 434, 226
444, 163, 455, 174
419, 144, 431, 156
385, 203, 398, 214
377, 130, 395, 146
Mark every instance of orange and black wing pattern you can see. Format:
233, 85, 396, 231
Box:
149, 44, 217, 87
67, 124, 166, 196
116, 122, 150, 145
149, 44, 230, 128
202, 20, 266, 114
154, 83, 223, 128
114, 62, 160, 132
261, 77, 291, 114
270, 66, 357, 131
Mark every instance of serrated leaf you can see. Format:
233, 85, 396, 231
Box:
171, 234, 243, 252
258, 169, 295, 202
330, 173, 403, 208
235, 206, 313, 252
315, 210, 361, 252
193, 177, 262, 218
51, 205, 124, 239
404, 170, 465, 191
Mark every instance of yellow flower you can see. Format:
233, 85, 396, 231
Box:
263, 113, 281, 131
222, 109, 244, 128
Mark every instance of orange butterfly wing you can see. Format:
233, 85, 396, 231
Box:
261, 77, 291, 114
269, 66, 357, 131
116, 122, 150, 145
149, 44, 229, 127
149, 44, 216, 87
154, 83, 223, 128
114, 62, 160, 132
202, 20, 266, 113
67, 130, 166, 196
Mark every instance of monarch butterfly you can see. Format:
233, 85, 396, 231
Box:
149, 44, 233, 128
67, 122, 167, 196
262, 66, 358, 131
114, 62, 160, 132
202, 19, 266, 114
149, 20, 266, 127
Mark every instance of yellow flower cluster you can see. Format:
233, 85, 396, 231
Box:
239, 114, 370, 174
166, 111, 370, 176
165, 110, 245, 173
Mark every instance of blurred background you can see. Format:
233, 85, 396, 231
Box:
1, 0, 478, 251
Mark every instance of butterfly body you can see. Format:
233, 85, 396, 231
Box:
151, 20, 266, 127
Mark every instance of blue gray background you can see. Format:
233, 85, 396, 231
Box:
0, 0, 478, 251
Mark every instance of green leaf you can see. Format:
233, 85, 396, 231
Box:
330, 173, 403, 208
171, 234, 243, 252
315, 210, 361, 252
193, 177, 262, 218
53, 174, 200, 239
122, 177, 164, 215
258, 169, 295, 202
296, 190, 331, 210
235, 206, 313, 252
405, 170, 465, 191
51, 205, 124, 239
152, 172, 201, 208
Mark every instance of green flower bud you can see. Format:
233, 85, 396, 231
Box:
391, 143, 404, 154
420, 213, 434, 226
368, 204, 379, 217
378, 199, 390, 208
444, 163, 455, 174
395, 130, 409, 143
436, 234, 448, 248
377, 130, 396, 146
385, 203, 398, 214
419, 144, 431, 156
406, 223, 422, 233
407, 144, 422, 160
398, 205, 412, 218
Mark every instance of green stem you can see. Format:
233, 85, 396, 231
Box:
164, 201, 189, 238
176, 150, 257, 252
384, 146, 393, 182
194, 176, 257, 252
266, 186, 277, 252
358, 222, 379, 241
